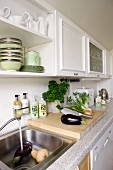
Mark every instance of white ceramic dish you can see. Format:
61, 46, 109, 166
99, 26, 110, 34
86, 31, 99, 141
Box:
0, 38, 22, 45
0, 43, 22, 48
0, 52, 23, 57
0, 56, 23, 62
0, 59, 22, 71
0, 48, 23, 53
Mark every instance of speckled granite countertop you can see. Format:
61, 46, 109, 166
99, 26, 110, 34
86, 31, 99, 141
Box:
46, 100, 113, 170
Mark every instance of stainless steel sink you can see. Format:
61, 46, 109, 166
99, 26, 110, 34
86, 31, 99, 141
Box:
0, 127, 74, 170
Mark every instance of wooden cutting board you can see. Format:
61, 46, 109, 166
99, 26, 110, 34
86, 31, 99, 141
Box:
28, 109, 106, 139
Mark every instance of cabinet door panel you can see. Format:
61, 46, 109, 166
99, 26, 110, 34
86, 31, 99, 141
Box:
61, 22, 85, 71
79, 153, 90, 170
56, 12, 86, 76
106, 51, 112, 76
86, 37, 106, 77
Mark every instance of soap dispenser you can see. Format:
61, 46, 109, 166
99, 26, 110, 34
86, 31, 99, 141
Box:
21, 93, 29, 114
13, 95, 22, 118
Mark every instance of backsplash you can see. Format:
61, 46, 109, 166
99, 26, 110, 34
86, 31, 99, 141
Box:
69, 80, 97, 96
0, 77, 112, 135
0, 77, 58, 134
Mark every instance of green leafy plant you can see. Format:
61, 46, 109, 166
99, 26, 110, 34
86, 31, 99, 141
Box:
68, 92, 89, 112
42, 80, 69, 109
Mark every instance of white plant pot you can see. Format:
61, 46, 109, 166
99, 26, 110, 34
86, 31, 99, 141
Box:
47, 100, 61, 113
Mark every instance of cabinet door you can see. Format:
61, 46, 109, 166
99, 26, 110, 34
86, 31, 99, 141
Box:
55, 12, 86, 77
86, 37, 105, 78
105, 51, 112, 77
79, 153, 90, 170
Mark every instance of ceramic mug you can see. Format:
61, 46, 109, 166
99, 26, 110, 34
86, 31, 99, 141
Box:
37, 16, 48, 35
8, 12, 30, 26
26, 16, 38, 31
25, 51, 40, 66
0, 7, 11, 18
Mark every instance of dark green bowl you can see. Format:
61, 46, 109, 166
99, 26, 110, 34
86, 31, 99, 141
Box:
20, 65, 44, 73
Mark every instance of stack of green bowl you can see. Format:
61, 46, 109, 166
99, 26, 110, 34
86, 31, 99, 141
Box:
0, 38, 24, 71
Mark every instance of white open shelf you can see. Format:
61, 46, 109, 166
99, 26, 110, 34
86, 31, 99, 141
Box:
0, 16, 53, 48
0, 70, 55, 77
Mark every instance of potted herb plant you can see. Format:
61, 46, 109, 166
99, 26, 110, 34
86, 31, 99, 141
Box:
42, 80, 69, 113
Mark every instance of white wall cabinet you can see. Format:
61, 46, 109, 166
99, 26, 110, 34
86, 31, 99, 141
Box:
54, 11, 86, 77
0, 1, 112, 79
105, 50, 112, 77
86, 36, 106, 78
0, 0, 55, 77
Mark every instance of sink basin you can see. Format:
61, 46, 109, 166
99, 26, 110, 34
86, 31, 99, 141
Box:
0, 127, 74, 170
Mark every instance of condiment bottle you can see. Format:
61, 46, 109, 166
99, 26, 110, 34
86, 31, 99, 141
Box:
101, 90, 107, 106
39, 97, 47, 118
95, 96, 102, 107
30, 96, 38, 120
13, 95, 22, 118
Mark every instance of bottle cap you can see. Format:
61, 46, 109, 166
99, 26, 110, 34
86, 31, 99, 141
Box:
23, 93, 27, 99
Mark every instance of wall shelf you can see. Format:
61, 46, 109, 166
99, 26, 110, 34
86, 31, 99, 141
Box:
0, 16, 53, 48
0, 70, 56, 78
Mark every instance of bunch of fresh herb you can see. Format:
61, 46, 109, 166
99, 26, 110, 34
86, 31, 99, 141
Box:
42, 80, 69, 104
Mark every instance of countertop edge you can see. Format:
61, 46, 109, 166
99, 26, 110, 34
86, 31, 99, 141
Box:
46, 100, 113, 170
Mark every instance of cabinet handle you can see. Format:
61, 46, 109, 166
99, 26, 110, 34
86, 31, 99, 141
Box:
97, 75, 100, 78
74, 73, 78, 76
104, 137, 109, 147
109, 130, 111, 138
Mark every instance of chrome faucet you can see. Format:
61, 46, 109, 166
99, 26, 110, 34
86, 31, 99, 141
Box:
0, 117, 21, 131
0, 107, 29, 131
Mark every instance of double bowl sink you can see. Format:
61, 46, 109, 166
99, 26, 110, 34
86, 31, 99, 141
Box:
0, 127, 75, 170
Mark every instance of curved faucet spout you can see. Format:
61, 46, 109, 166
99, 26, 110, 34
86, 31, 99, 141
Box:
0, 117, 21, 131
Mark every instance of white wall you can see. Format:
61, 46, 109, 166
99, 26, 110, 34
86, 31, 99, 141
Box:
69, 80, 97, 96
97, 79, 112, 98
0, 77, 58, 135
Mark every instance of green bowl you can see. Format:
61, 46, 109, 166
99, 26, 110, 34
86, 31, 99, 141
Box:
0, 60, 22, 71
0, 43, 22, 48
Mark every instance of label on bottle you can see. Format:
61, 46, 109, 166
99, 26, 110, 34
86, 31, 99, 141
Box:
96, 97, 102, 107
30, 105, 38, 119
39, 104, 47, 118
22, 100, 29, 114
101, 99, 106, 106
13, 105, 22, 118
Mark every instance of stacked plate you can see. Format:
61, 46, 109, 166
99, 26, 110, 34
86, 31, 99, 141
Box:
0, 38, 24, 71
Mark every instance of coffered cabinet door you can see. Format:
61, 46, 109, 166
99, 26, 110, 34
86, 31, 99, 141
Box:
79, 153, 90, 170
86, 37, 106, 78
105, 50, 112, 77
55, 11, 86, 77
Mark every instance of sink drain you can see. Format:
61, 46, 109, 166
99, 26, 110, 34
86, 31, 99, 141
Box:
16, 164, 31, 170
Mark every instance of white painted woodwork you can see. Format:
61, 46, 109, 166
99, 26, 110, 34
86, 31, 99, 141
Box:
0, 17, 53, 48
86, 36, 106, 78
55, 11, 86, 77
105, 51, 112, 77
0, 0, 55, 76
46, 0, 113, 51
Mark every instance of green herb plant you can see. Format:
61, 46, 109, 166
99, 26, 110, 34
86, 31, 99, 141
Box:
42, 80, 69, 110
68, 92, 89, 113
